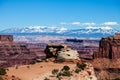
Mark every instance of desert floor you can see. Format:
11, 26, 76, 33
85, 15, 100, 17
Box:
7, 62, 76, 80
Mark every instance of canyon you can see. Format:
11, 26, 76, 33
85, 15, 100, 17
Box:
0, 35, 45, 68
1, 33, 120, 80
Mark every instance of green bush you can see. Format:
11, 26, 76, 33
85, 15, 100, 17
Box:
44, 77, 50, 80
54, 59, 65, 63
52, 69, 59, 75
76, 62, 86, 70
114, 78, 120, 80
74, 68, 81, 73
57, 72, 62, 77
62, 65, 70, 71
61, 70, 72, 77
0, 68, 6, 75
29, 61, 36, 65
0, 77, 3, 80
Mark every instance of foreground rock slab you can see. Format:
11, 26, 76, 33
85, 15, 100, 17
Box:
7, 62, 97, 80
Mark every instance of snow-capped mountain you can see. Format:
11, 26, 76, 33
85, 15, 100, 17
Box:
0, 26, 119, 38
1, 26, 68, 33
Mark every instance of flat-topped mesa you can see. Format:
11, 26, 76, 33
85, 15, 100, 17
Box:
44, 44, 80, 60
93, 33, 120, 59
0, 35, 13, 43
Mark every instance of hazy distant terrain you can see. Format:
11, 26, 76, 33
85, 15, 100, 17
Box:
0, 26, 119, 38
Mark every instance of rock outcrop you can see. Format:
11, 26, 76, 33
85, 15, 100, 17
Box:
57, 49, 80, 60
0, 35, 13, 43
44, 44, 80, 60
44, 44, 67, 58
94, 33, 120, 59
0, 35, 46, 67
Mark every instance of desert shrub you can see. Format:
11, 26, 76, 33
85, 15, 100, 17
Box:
54, 59, 65, 63
90, 77, 93, 79
114, 78, 120, 80
74, 68, 81, 73
15, 65, 18, 69
27, 66, 30, 69
44, 77, 50, 80
0, 77, 3, 80
40, 66, 43, 68
76, 62, 86, 70
57, 72, 62, 77
61, 70, 72, 77
62, 65, 70, 71
0, 68, 6, 75
29, 61, 36, 65
52, 69, 59, 75
52, 65, 72, 78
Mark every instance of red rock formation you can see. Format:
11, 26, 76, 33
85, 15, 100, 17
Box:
0, 35, 46, 67
94, 33, 120, 59
0, 35, 13, 43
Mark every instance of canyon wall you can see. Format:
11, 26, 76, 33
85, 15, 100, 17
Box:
94, 33, 120, 59
0, 35, 46, 67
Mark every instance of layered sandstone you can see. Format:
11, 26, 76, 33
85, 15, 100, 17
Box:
93, 33, 120, 59
0, 35, 46, 67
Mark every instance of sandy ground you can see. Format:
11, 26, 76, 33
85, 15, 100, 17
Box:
7, 62, 76, 80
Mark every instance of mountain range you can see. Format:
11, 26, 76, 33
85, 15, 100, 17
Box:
0, 26, 119, 38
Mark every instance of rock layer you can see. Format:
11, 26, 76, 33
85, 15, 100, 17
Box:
0, 35, 46, 67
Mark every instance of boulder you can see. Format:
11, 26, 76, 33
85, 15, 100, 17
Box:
44, 44, 80, 60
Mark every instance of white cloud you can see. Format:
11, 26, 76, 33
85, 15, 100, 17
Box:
82, 22, 96, 26
102, 22, 118, 26
71, 22, 81, 25
60, 22, 81, 26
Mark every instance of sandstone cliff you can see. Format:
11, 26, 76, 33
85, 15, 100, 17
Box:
93, 33, 120, 79
94, 33, 120, 59
0, 35, 46, 67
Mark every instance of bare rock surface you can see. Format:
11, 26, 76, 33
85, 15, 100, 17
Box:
45, 44, 80, 60
57, 49, 80, 60
7, 62, 97, 80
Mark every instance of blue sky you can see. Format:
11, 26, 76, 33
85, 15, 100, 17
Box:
0, 0, 120, 30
